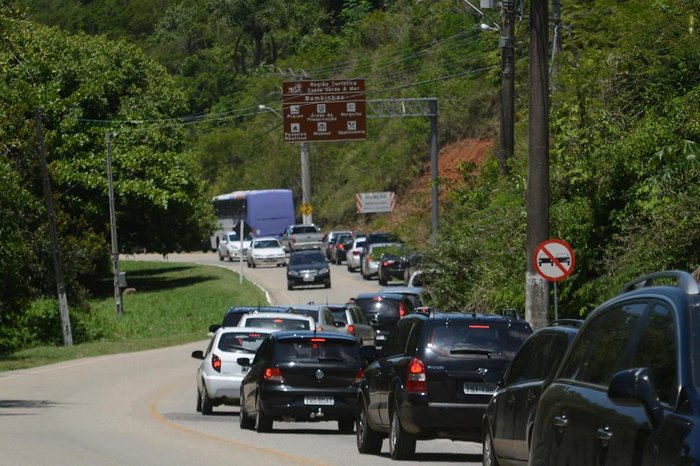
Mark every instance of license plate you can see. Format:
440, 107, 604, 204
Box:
463, 382, 497, 395
304, 396, 334, 406
303, 275, 315, 282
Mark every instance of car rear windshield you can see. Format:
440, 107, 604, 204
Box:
218, 332, 268, 353
292, 226, 318, 234
424, 322, 531, 360
355, 298, 400, 316
330, 309, 349, 323
273, 339, 361, 364
242, 317, 311, 331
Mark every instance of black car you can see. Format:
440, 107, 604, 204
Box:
482, 320, 581, 466
530, 270, 700, 466
356, 312, 533, 460
377, 248, 411, 286
237, 331, 366, 433
286, 250, 331, 290
354, 292, 416, 349
330, 233, 357, 265
208, 305, 292, 333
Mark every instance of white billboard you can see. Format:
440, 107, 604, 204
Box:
356, 192, 396, 214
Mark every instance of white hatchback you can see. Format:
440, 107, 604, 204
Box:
345, 236, 367, 273
237, 312, 315, 331
246, 237, 287, 268
191, 327, 272, 414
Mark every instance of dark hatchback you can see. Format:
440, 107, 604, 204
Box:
377, 249, 411, 286
356, 312, 532, 460
530, 271, 700, 466
482, 320, 581, 466
354, 292, 416, 349
286, 250, 331, 290
238, 331, 366, 433
208, 305, 292, 333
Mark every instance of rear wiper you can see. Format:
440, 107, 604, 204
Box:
227, 345, 256, 353
317, 356, 345, 361
450, 349, 492, 358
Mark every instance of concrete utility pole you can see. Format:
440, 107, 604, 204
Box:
499, 0, 515, 175
526, 0, 550, 330
106, 131, 123, 316
35, 108, 73, 346
550, 0, 562, 91
300, 141, 312, 224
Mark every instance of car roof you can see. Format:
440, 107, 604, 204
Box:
415, 311, 532, 326
252, 236, 281, 242
289, 304, 324, 312
379, 286, 423, 295
270, 330, 358, 343
240, 312, 312, 320
226, 306, 291, 314
355, 292, 409, 301
215, 326, 274, 336
290, 249, 324, 256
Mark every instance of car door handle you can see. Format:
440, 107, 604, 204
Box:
597, 427, 613, 442
553, 415, 568, 428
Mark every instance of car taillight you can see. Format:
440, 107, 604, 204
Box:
406, 357, 427, 393
347, 324, 355, 335
352, 251, 360, 256
353, 368, 365, 385
264, 367, 284, 383
211, 354, 222, 373
291, 235, 297, 243
338, 244, 345, 250
399, 302, 407, 317
382, 261, 391, 267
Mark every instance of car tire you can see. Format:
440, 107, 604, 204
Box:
201, 386, 213, 415
325, 281, 331, 289
196, 388, 202, 413
251, 261, 256, 268
255, 397, 273, 433
338, 417, 354, 433
378, 275, 387, 286
347, 263, 355, 273
287, 283, 293, 291
389, 401, 415, 460
239, 393, 255, 430
357, 400, 382, 454
218, 252, 224, 261
483, 429, 500, 466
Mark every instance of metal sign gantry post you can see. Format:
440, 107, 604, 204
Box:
367, 98, 440, 242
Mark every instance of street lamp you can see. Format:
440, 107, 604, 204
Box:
258, 104, 313, 224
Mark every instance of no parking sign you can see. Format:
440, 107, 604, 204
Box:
534, 239, 575, 282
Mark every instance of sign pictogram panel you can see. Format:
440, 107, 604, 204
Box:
282, 79, 367, 143
534, 239, 576, 282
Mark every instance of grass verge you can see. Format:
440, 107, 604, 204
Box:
0, 261, 267, 371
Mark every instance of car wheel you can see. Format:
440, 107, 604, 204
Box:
201, 385, 213, 415
378, 275, 387, 286
389, 401, 415, 460
251, 261, 256, 268
348, 262, 355, 273
325, 281, 331, 289
338, 417, 354, 433
218, 252, 224, 261
483, 430, 499, 466
239, 392, 254, 430
357, 399, 382, 454
287, 283, 293, 291
228, 255, 234, 262
196, 388, 202, 413
255, 397, 273, 433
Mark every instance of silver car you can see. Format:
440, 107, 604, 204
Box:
327, 304, 375, 347
360, 242, 402, 279
346, 237, 367, 273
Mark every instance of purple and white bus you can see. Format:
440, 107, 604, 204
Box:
210, 189, 295, 251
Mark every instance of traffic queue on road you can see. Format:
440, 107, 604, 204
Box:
193, 229, 700, 464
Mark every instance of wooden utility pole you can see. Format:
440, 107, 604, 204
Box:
499, 0, 516, 175
106, 131, 123, 316
35, 108, 73, 346
526, 0, 550, 330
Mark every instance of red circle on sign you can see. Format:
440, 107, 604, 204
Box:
533, 239, 575, 282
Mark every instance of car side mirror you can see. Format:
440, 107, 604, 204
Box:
608, 367, 664, 427
209, 324, 221, 333
191, 350, 204, 360
237, 357, 252, 367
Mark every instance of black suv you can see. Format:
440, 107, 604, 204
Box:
530, 271, 700, 466
356, 312, 532, 460
354, 292, 416, 348
238, 331, 366, 433
482, 320, 582, 466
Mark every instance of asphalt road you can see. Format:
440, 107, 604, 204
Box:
0, 252, 483, 465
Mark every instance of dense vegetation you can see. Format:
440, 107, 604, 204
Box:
1, 0, 699, 353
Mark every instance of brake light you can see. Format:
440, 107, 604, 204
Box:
406, 357, 427, 393
347, 324, 355, 335
310, 338, 326, 342
372, 296, 384, 302
399, 302, 407, 318
211, 354, 222, 373
469, 324, 490, 329
352, 251, 360, 256
382, 261, 390, 267
248, 333, 261, 337
264, 367, 284, 383
353, 368, 365, 384
338, 244, 345, 251
272, 319, 284, 323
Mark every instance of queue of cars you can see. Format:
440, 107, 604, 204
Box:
199, 230, 700, 465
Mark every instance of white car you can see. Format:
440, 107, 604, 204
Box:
191, 327, 272, 414
246, 237, 287, 268
237, 312, 315, 331
217, 231, 252, 262
345, 236, 367, 273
